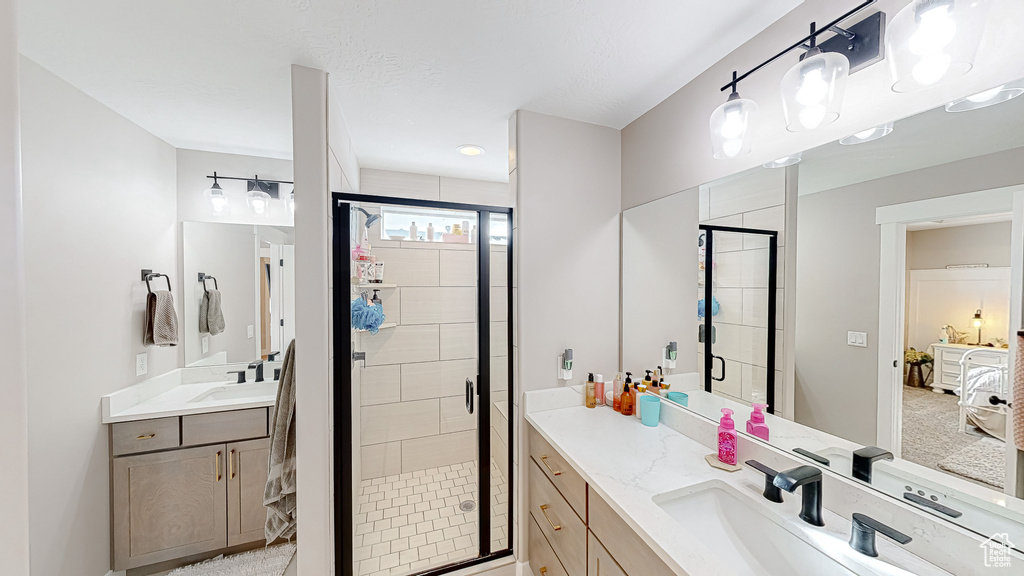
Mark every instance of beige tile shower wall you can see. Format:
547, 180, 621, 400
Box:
698, 168, 792, 417
354, 170, 513, 480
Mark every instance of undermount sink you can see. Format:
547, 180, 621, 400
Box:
189, 382, 278, 403
654, 481, 858, 576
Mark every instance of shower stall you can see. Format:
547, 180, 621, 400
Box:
333, 193, 514, 576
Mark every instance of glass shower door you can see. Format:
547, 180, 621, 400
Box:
336, 196, 513, 576
699, 224, 779, 413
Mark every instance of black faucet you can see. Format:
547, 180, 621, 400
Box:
267, 351, 281, 361
227, 370, 246, 383
852, 447, 893, 483
849, 513, 912, 557
745, 460, 784, 503
248, 360, 265, 383
773, 465, 824, 526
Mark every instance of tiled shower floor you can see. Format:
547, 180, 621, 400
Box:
355, 460, 508, 576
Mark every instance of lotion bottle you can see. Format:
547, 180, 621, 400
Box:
585, 373, 596, 408
409, 222, 419, 241
746, 403, 770, 441
427, 222, 435, 241
595, 374, 605, 406
612, 373, 624, 412
718, 408, 738, 465
620, 383, 634, 416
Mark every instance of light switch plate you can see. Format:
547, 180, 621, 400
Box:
247, 325, 254, 339
135, 353, 148, 376
848, 331, 868, 348
202, 335, 209, 353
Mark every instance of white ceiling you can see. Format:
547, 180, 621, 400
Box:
19, 0, 802, 183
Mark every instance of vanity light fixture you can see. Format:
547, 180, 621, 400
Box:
246, 177, 272, 216
457, 145, 485, 156
710, 72, 758, 159
886, 0, 991, 93
763, 152, 802, 169
945, 80, 1024, 112
710, 1, 884, 158
839, 121, 895, 145
204, 172, 228, 214
781, 24, 850, 132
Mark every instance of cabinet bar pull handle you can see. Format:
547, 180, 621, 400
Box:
540, 456, 562, 476
229, 449, 236, 479
216, 451, 222, 481
539, 504, 561, 531
136, 433, 155, 440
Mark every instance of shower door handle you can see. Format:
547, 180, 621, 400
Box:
465, 378, 475, 414
711, 355, 726, 382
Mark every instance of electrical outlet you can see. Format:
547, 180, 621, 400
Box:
202, 335, 209, 353
136, 353, 148, 376
847, 331, 868, 348
247, 325, 254, 339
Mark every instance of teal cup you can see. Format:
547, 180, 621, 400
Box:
666, 391, 688, 406
640, 396, 661, 427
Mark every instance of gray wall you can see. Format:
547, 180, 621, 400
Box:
795, 147, 1024, 445
907, 221, 1012, 270
20, 57, 179, 576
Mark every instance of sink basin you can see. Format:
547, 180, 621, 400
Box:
654, 481, 857, 575
189, 382, 278, 403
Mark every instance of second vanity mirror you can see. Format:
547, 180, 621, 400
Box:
181, 222, 295, 367
623, 76, 1024, 547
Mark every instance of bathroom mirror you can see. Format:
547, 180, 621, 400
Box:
622, 75, 1024, 546
181, 222, 295, 367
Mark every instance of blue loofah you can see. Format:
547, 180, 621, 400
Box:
697, 297, 721, 320
351, 297, 387, 334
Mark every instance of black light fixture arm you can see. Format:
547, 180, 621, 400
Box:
719, 0, 876, 92
205, 173, 294, 185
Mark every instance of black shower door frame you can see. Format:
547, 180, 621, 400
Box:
332, 192, 515, 576
700, 224, 778, 414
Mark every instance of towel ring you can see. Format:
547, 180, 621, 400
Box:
142, 271, 172, 294
198, 272, 219, 293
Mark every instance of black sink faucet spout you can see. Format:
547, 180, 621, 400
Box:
852, 446, 893, 483
248, 360, 265, 383
773, 465, 824, 526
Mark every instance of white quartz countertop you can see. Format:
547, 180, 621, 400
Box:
102, 377, 277, 423
525, 401, 951, 576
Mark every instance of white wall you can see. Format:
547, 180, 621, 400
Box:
176, 148, 293, 227
621, 190, 698, 373
620, 0, 1024, 210
795, 147, 1024, 445
0, 0, 31, 572
19, 57, 179, 576
907, 221, 1012, 270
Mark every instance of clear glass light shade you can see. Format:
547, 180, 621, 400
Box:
287, 189, 296, 214
839, 121, 895, 145
204, 183, 228, 214
946, 80, 1024, 112
710, 94, 757, 159
886, 0, 991, 93
780, 50, 849, 132
246, 185, 271, 216
763, 152, 802, 169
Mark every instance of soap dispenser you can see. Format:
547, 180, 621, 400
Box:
746, 403, 770, 441
718, 408, 738, 465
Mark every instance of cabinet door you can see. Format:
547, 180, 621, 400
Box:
587, 531, 627, 576
227, 438, 271, 546
112, 445, 227, 570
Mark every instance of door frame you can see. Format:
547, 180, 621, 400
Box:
875, 186, 1018, 462
332, 192, 515, 576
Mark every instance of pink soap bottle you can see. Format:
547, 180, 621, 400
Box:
746, 403, 770, 441
717, 408, 738, 465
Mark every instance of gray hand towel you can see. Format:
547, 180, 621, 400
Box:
144, 290, 179, 347
265, 339, 297, 542
199, 289, 226, 336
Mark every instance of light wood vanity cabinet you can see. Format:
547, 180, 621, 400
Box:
528, 424, 676, 576
109, 408, 271, 571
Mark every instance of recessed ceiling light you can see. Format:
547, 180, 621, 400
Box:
457, 145, 485, 156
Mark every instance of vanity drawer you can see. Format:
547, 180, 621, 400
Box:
530, 425, 587, 521
529, 460, 586, 576
111, 417, 180, 456
588, 531, 627, 576
528, 515, 569, 576
182, 408, 268, 447
587, 488, 675, 576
